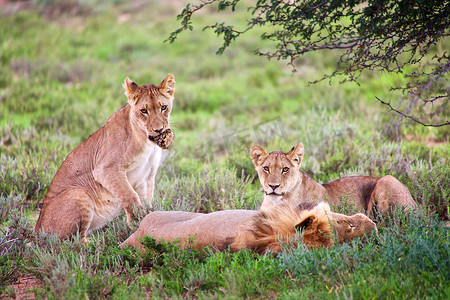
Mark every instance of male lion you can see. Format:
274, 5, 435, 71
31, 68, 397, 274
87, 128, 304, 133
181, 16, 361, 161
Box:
36, 74, 176, 242
121, 202, 377, 254
250, 142, 418, 216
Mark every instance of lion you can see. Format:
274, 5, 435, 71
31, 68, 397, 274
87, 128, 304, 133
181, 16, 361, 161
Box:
121, 202, 377, 254
250, 142, 418, 217
35, 74, 176, 243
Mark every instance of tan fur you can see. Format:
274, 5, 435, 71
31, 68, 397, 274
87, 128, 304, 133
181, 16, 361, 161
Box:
250, 143, 418, 217
121, 202, 377, 254
35, 74, 176, 242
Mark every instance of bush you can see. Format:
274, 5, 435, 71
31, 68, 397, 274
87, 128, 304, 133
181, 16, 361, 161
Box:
408, 164, 450, 221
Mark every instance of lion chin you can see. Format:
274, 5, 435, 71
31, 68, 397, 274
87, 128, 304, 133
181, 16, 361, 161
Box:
261, 193, 284, 210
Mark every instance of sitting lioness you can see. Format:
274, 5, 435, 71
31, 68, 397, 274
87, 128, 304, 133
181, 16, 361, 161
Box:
36, 74, 176, 242
250, 142, 418, 216
121, 202, 377, 254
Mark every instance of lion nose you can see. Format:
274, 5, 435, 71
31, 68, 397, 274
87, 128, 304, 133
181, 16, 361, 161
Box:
153, 127, 164, 133
268, 184, 280, 191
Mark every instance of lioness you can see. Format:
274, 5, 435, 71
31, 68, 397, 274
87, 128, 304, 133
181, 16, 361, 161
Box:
121, 202, 377, 254
36, 74, 176, 242
250, 142, 418, 216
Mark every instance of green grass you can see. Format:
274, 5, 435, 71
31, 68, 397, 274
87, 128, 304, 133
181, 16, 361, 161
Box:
1, 0, 449, 298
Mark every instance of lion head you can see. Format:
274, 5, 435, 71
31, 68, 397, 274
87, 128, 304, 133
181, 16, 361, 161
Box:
123, 74, 175, 149
241, 202, 377, 254
328, 211, 378, 243
250, 142, 304, 204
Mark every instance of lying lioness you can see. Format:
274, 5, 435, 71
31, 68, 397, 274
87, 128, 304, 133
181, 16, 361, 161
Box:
250, 142, 418, 216
36, 75, 176, 243
121, 202, 377, 254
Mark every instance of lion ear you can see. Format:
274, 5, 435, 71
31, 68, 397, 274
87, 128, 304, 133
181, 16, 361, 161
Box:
123, 77, 139, 97
250, 145, 268, 166
159, 74, 175, 97
295, 216, 315, 232
287, 142, 304, 166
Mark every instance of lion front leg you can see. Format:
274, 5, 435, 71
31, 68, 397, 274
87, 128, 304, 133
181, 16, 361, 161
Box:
140, 174, 156, 209
93, 168, 143, 228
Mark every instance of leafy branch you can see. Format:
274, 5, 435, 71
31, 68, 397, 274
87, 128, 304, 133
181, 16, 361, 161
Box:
168, 0, 450, 127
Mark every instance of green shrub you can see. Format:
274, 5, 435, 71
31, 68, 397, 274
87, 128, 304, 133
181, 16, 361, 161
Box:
407, 164, 450, 221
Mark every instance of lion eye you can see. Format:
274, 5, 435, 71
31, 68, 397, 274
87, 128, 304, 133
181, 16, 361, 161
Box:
263, 166, 269, 172
349, 223, 355, 228
161, 105, 168, 111
282, 167, 289, 173
140, 109, 148, 114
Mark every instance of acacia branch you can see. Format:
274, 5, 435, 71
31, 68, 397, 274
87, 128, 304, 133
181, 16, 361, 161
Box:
169, 0, 450, 127
375, 97, 450, 127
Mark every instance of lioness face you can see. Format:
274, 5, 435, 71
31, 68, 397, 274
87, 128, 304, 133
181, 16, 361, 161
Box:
123, 74, 175, 147
330, 212, 377, 243
250, 143, 304, 202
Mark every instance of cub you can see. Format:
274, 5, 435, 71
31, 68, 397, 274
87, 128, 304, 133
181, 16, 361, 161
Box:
250, 142, 418, 217
35, 74, 176, 242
